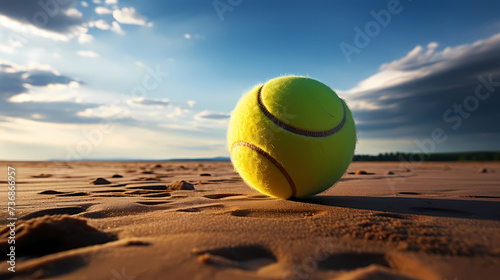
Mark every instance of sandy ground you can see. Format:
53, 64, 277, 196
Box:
0, 161, 499, 280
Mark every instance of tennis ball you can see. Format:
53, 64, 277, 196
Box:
227, 76, 356, 199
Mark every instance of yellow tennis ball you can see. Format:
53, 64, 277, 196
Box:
227, 76, 356, 199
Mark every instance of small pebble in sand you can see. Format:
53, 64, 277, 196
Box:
90, 178, 111, 185
111, 174, 123, 178
387, 171, 394, 175
356, 170, 369, 175
478, 168, 488, 173
199, 173, 211, 176
166, 180, 195, 190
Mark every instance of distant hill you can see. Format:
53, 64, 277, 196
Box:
353, 151, 500, 161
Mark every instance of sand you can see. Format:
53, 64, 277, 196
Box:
0, 161, 499, 280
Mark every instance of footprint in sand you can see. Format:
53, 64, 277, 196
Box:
318, 252, 390, 271
0, 215, 115, 259
317, 252, 438, 280
194, 245, 277, 271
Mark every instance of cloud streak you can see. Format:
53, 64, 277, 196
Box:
346, 33, 500, 141
0, 0, 86, 41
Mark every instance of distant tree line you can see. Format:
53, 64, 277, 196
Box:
353, 151, 500, 161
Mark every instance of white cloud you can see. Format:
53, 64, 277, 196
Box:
77, 105, 130, 119
127, 97, 170, 107
76, 50, 99, 58
0, 15, 71, 41
89, 19, 111, 30
0, 3, 87, 42
0, 59, 61, 75
88, 19, 123, 34
93, 0, 102, 3
111, 21, 124, 35
113, 7, 148, 25
95, 6, 113, 14
9, 81, 81, 103
65, 8, 83, 18
81, 1, 89, 7
194, 111, 231, 121
105, 0, 118, 4
184, 33, 191, 39
347, 33, 500, 97
78, 33, 94, 44
187, 100, 196, 108
0, 43, 15, 54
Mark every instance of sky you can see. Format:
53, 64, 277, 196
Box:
0, 0, 499, 160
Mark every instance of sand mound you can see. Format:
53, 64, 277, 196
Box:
167, 180, 195, 190
0, 215, 115, 258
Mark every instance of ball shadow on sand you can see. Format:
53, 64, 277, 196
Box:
292, 196, 500, 221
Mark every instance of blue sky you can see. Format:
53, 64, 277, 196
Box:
0, 0, 499, 160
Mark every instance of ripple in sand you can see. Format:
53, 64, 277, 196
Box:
143, 192, 171, 198
203, 193, 244, 199
397, 192, 421, 195
57, 192, 89, 197
177, 204, 225, 212
21, 207, 86, 220
32, 173, 53, 178
135, 201, 172, 206
229, 208, 324, 218
127, 184, 166, 190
